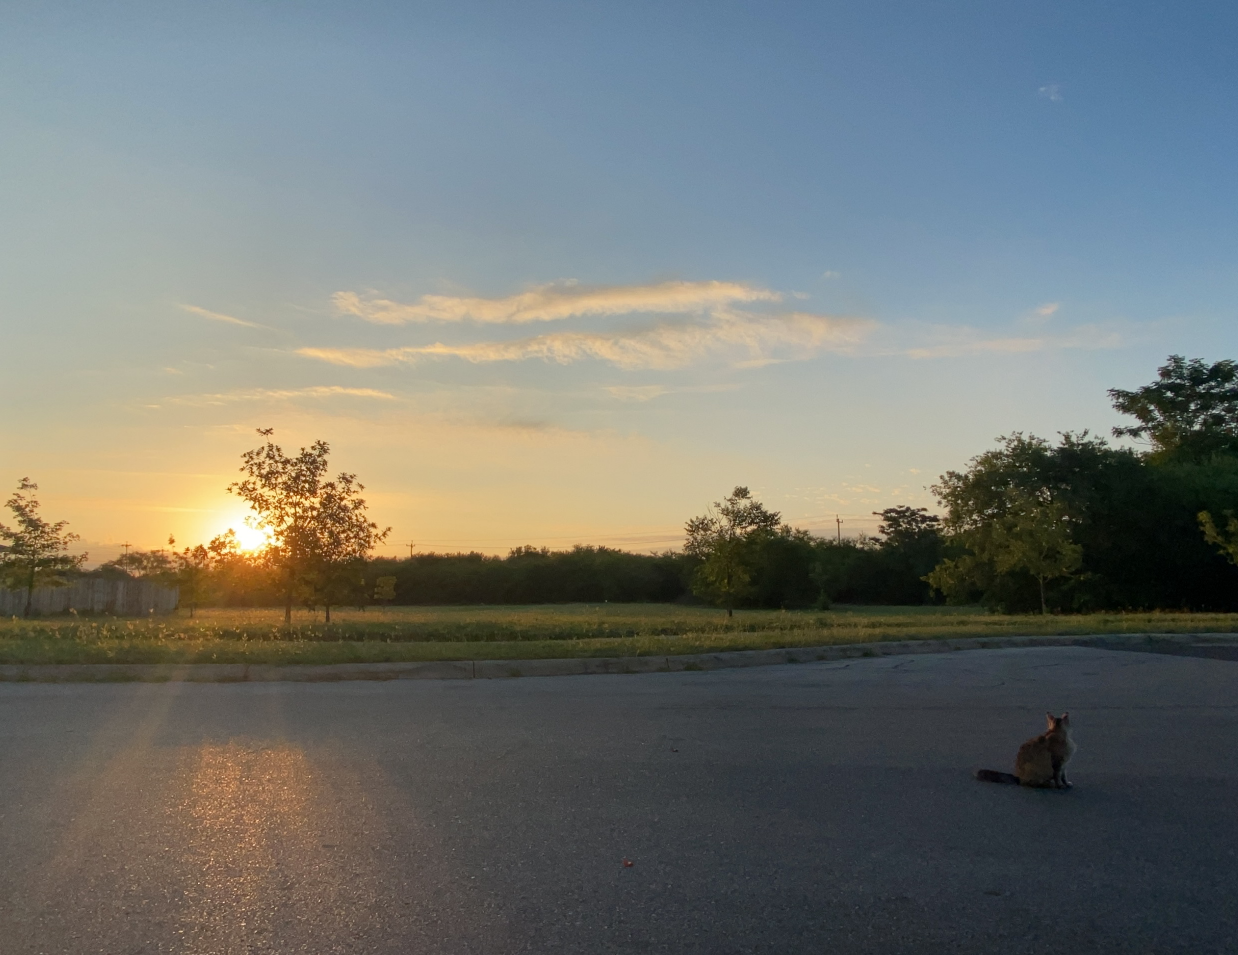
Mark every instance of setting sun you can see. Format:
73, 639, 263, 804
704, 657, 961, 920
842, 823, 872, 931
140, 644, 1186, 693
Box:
226, 521, 272, 553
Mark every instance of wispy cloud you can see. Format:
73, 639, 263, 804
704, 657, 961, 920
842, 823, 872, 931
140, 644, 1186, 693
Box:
906, 337, 1044, 359
166, 386, 396, 407
604, 383, 740, 402
178, 303, 267, 329
300, 311, 875, 371
606, 385, 671, 402
332, 280, 781, 325
1034, 302, 1060, 317
905, 322, 1123, 359
1038, 84, 1063, 102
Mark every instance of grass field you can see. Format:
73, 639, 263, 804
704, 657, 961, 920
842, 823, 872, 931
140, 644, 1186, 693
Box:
2, 603, 1238, 665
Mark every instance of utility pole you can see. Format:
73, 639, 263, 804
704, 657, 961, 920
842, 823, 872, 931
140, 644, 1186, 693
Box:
835, 516, 842, 544
121, 542, 132, 557
407, 540, 416, 559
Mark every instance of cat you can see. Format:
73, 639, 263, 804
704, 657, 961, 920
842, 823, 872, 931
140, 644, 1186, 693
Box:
975, 712, 1076, 789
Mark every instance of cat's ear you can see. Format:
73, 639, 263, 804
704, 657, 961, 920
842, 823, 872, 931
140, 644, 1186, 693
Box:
1046, 712, 1056, 727
1060, 712, 1070, 724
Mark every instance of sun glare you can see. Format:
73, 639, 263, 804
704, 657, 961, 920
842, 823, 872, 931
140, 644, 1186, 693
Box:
228, 522, 272, 553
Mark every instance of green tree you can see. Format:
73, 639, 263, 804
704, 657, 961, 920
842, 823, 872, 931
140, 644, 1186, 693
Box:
927, 488, 1081, 615
227, 429, 390, 624
0, 478, 86, 617
1198, 510, 1238, 568
1110, 355, 1238, 462
684, 486, 782, 617
374, 576, 397, 605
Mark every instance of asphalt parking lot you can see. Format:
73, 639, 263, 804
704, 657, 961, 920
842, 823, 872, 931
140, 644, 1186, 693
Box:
1, 646, 1234, 954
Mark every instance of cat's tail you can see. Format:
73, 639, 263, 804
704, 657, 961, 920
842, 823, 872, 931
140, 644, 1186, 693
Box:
974, 769, 1021, 785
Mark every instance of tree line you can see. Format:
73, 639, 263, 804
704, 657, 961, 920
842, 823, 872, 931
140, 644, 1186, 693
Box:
6, 355, 1238, 616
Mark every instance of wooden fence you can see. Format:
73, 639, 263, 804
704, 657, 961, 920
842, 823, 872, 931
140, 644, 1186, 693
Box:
0, 578, 179, 616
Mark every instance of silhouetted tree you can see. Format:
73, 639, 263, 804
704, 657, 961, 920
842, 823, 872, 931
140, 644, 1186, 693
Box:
228, 429, 390, 624
1110, 355, 1238, 462
167, 536, 213, 617
0, 478, 86, 617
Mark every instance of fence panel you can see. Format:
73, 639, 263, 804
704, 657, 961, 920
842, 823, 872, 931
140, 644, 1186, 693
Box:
0, 579, 179, 616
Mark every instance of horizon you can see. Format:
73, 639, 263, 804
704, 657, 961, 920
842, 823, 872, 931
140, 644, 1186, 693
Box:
4, 2, 1236, 561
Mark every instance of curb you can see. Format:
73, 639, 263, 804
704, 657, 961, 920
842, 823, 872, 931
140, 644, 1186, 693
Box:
0, 632, 1235, 684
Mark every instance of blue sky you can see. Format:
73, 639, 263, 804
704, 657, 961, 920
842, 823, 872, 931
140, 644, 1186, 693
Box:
2, 1, 1236, 558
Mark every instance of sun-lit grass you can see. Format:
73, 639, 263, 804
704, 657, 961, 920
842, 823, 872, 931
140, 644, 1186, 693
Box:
1, 604, 1237, 665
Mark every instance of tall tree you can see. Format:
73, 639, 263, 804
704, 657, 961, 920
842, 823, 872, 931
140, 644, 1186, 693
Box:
305, 471, 390, 622
0, 478, 86, 617
927, 487, 1082, 615
1110, 355, 1238, 461
227, 429, 390, 624
684, 486, 782, 617
874, 506, 942, 548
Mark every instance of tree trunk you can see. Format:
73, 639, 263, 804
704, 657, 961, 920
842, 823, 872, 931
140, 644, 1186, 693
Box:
325, 604, 331, 624
1039, 576, 1047, 615
284, 590, 293, 626
23, 564, 35, 618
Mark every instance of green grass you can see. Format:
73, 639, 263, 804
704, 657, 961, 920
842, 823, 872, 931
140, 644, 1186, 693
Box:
2, 603, 1237, 665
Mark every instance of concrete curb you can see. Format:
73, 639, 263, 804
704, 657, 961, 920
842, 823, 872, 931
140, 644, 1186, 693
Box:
1, 632, 1235, 684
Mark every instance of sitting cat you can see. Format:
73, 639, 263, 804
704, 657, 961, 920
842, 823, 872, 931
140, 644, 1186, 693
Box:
975, 712, 1076, 789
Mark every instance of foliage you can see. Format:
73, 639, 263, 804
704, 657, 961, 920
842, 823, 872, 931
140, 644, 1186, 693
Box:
100, 547, 173, 580
1199, 510, 1238, 568
367, 546, 692, 606
228, 429, 390, 623
929, 431, 1238, 611
1110, 354, 1238, 462
684, 487, 783, 616
168, 536, 213, 617
0, 478, 86, 616
927, 489, 1081, 614
374, 576, 397, 604
804, 508, 948, 608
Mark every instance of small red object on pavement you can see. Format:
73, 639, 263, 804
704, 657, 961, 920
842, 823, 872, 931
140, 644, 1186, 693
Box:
622, 858, 634, 867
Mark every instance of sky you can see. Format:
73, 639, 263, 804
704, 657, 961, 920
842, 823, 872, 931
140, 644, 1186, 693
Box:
2, 0, 1237, 561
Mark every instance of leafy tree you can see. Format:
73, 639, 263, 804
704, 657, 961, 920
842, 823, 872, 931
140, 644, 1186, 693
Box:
202, 530, 273, 607
684, 486, 782, 617
101, 547, 173, 580
1110, 355, 1238, 462
929, 430, 1238, 611
869, 506, 945, 604
167, 535, 213, 617
0, 478, 86, 617
744, 526, 821, 609
927, 488, 1081, 614
227, 429, 390, 624
988, 492, 1082, 615
875, 506, 942, 547
374, 576, 397, 605
1198, 510, 1238, 568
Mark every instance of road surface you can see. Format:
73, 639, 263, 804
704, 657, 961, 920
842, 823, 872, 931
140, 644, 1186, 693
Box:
1, 646, 1234, 953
